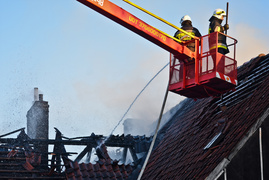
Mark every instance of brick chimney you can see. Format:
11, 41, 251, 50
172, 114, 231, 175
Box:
26, 88, 49, 164
27, 88, 49, 139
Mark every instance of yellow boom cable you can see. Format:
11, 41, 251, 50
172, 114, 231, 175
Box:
123, 0, 199, 40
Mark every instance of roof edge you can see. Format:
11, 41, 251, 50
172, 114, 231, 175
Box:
205, 106, 269, 180
205, 158, 230, 180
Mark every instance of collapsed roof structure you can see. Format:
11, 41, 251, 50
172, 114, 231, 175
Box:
0, 89, 151, 179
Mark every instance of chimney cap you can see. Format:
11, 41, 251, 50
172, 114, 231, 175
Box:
34, 88, 39, 101
39, 94, 43, 101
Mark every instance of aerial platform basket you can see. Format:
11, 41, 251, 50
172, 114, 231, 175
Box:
169, 32, 238, 99
77, 0, 238, 99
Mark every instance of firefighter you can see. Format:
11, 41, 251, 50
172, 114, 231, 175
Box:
208, 9, 229, 55
174, 15, 201, 52
174, 15, 201, 78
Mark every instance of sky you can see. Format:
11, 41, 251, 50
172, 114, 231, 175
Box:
1, 0, 269, 139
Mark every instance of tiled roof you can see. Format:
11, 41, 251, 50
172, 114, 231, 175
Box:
64, 144, 134, 180
141, 54, 269, 179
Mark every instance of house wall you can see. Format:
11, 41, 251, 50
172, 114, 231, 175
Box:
221, 116, 269, 180
261, 116, 269, 179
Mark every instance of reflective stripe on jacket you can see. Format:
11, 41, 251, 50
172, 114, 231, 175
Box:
208, 16, 229, 54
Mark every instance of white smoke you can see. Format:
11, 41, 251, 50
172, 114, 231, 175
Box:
231, 23, 269, 66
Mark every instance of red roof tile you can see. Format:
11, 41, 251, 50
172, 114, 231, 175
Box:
64, 144, 133, 180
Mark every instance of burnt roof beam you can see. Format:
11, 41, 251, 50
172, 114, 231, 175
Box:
74, 145, 92, 163
0, 139, 132, 146
0, 128, 25, 138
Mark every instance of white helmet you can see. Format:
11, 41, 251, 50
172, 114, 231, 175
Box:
180, 15, 192, 24
213, 9, 226, 19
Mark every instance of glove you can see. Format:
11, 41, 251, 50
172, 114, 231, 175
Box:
224, 24, 229, 30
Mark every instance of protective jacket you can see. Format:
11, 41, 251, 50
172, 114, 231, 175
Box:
174, 23, 201, 52
208, 16, 229, 54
